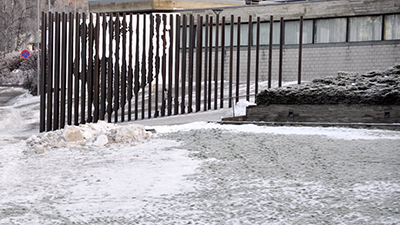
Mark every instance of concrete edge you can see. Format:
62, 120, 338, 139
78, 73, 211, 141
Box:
213, 121, 400, 130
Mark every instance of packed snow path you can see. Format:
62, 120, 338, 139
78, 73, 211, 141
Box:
0, 87, 400, 224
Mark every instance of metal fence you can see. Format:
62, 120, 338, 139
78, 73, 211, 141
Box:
40, 12, 304, 132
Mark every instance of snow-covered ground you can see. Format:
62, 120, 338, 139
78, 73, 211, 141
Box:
1, 87, 400, 224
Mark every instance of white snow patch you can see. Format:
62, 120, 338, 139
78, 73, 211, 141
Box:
233, 100, 256, 117
150, 122, 400, 140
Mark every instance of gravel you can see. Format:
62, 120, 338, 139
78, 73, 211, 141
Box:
143, 129, 400, 224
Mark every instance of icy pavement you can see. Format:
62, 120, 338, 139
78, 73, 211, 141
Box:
1, 87, 400, 224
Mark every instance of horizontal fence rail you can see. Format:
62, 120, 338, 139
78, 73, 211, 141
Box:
40, 12, 304, 132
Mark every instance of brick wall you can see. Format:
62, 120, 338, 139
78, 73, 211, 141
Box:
180, 41, 400, 85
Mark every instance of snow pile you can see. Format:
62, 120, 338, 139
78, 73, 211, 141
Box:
26, 121, 152, 153
233, 100, 256, 116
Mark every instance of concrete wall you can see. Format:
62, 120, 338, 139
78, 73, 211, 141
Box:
246, 104, 400, 123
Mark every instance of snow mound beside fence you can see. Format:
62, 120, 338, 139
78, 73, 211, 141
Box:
27, 121, 152, 153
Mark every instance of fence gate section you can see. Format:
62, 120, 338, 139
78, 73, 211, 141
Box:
40, 12, 304, 132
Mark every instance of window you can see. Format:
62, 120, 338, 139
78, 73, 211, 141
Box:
255, 21, 281, 45
315, 18, 346, 43
385, 14, 400, 40
284, 20, 313, 44
349, 16, 382, 41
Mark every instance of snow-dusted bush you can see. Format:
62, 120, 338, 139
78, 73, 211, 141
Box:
0, 51, 39, 95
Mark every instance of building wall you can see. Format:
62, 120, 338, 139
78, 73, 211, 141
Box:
183, 0, 400, 22
89, 0, 400, 17
183, 41, 400, 85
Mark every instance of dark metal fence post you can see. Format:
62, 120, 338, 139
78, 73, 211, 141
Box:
278, 17, 284, 88
40, 12, 47, 132
88, 14, 94, 123
220, 16, 225, 108
47, 12, 53, 131
204, 15, 209, 111
155, 15, 161, 118
54, 12, 60, 130
80, 12, 87, 124
196, 15, 203, 112
141, 15, 147, 119
246, 15, 252, 101
214, 14, 219, 110
100, 13, 107, 121
67, 12, 74, 125
174, 14, 181, 115
148, 14, 154, 118
94, 13, 100, 122
161, 14, 167, 117
181, 15, 187, 114
188, 14, 194, 113
168, 14, 174, 116
114, 14, 120, 122
255, 16, 260, 96
74, 12, 80, 126
229, 15, 234, 108
60, 13, 67, 129
235, 16, 241, 103
121, 13, 127, 122
134, 14, 140, 120
208, 16, 213, 110
107, 13, 114, 123
128, 13, 133, 121
298, 16, 303, 85
268, 15, 273, 89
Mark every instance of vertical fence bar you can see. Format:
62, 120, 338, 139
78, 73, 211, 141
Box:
80, 12, 87, 124
155, 15, 160, 117
128, 14, 133, 121
88, 14, 94, 123
100, 13, 107, 120
204, 15, 209, 111
195, 15, 203, 112
40, 12, 47, 132
174, 14, 181, 115
47, 12, 53, 131
220, 16, 225, 108
121, 13, 127, 122
246, 15, 252, 102
67, 12, 74, 125
134, 14, 140, 120
161, 14, 167, 117
107, 14, 113, 123
94, 13, 100, 122
229, 15, 234, 108
181, 14, 187, 114
188, 14, 194, 113
54, 12, 60, 130
214, 14, 219, 110
114, 15, 120, 122
60, 13, 67, 129
148, 14, 154, 118
208, 16, 213, 110
141, 15, 147, 119
74, 12, 80, 126
268, 15, 273, 89
255, 17, 260, 96
278, 17, 284, 88
235, 16, 241, 103
298, 16, 303, 85
168, 14, 174, 116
